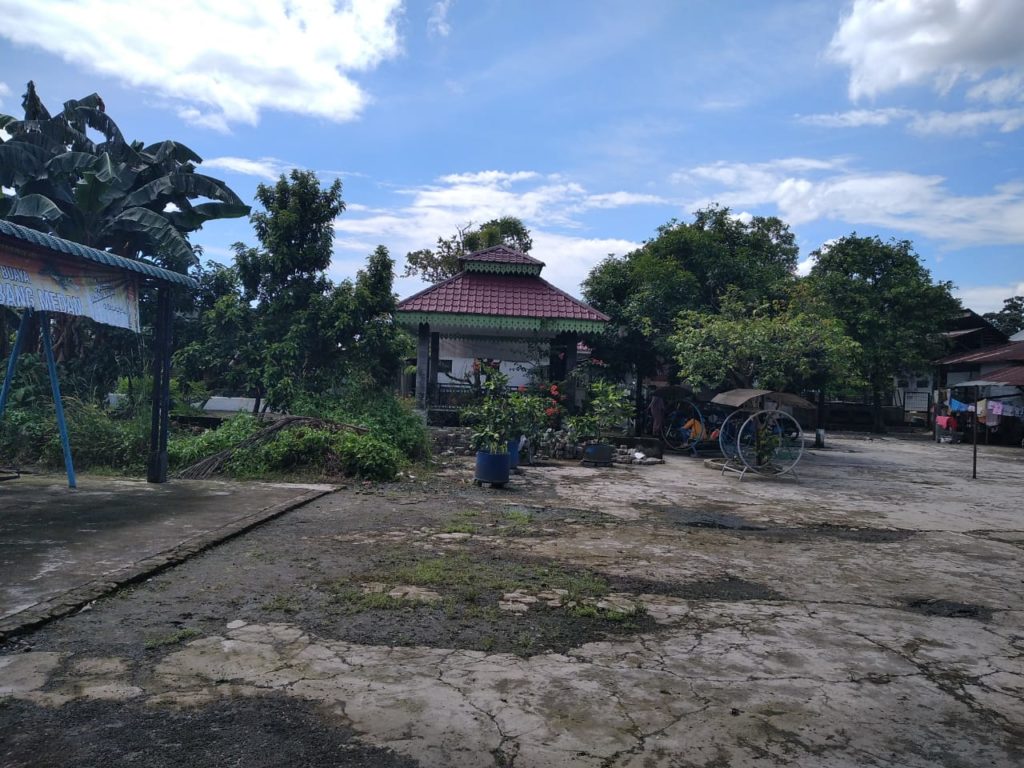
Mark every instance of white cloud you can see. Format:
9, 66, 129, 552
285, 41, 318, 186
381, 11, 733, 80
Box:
0, 0, 403, 129
677, 158, 1024, 247
580, 192, 668, 209
795, 255, 817, 277
437, 171, 539, 186
334, 170, 655, 297
830, 0, 1024, 101
967, 73, 1024, 104
203, 156, 292, 180
907, 108, 1024, 135
428, 0, 452, 38
0, 81, 10, 108
801, 106, 1024, 135
955, 282, 1024, 314
800, 108, 912, 128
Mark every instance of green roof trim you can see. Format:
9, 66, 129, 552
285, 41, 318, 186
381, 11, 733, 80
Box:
462, 261, 543, 276
0, 219, 199, 289
396, 310, 606, 334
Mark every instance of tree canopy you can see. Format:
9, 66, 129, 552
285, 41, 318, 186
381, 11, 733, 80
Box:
982, 295, 1024, 336
671, 292, 862, 393
175, 171, 406, 410
403, 216, 533, 283
806, 234, 960, 427
582, 205, 799, 388
0, 81, 248, 271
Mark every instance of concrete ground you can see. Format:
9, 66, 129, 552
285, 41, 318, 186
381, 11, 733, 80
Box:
0, 436, 1022, 767
0, 475, 332, 635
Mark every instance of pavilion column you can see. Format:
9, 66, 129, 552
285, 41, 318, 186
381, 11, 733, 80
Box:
563, 333, 579, 412
429, 332, 440, 407
415, 322, 430, 410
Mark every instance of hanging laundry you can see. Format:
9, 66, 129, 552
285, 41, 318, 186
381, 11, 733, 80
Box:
977, 399, 988, 424
990, 401, 1003, 416
949, 398, 970, 412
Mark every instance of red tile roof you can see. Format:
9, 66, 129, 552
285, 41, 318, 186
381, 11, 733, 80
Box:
460, 245, 544, 266
397, 272, 609, 322
936, 340, 1024, 366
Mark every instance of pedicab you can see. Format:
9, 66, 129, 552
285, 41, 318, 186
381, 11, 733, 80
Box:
710, 389, 812, 479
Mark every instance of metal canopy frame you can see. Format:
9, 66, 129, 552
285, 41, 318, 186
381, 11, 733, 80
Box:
0, 223, 196, 487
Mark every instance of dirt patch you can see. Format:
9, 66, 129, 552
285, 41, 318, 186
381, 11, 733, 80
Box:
660, 507, 768, 530
900, 597, 996, 621
0, 695, 418, 768
656, 507, 915, 543
614, 574, 785, 602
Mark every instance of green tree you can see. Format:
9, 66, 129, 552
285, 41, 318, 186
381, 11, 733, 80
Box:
982, 295, 1024, 336
807, 234, 960, 431
671, 293, 862, 394
177, 171, 407, 409
403, 216, 533, 282
339, 245, 408, 387
231, 170, 346, 409
582, 205, 799, 424
0, 81, 248, 270
0, 81, 248, 393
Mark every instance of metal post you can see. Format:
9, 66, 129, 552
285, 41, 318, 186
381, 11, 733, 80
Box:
0, 310, 32, 420
415, 323, 429, 410
971, 384, 978, 480
429, 331, 440, 407
157, 288, 173, 480
147, 288, 169, 482
39, 312, 76, 488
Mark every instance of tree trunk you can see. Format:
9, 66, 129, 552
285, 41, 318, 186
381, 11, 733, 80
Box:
871, 385, 885, 433
634, 364, 644, 436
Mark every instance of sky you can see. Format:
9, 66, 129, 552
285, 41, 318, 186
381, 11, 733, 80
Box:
0, 0, 1022, 312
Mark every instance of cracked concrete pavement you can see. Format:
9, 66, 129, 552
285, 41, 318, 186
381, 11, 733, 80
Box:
1, 435, 1022, 766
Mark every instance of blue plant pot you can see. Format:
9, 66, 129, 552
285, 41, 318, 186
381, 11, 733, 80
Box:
507, 438, 521, 469
475, 450, 511, 487
581, 442, 615, 466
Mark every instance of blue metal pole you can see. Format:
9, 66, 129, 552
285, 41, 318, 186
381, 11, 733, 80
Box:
0, 310, 32, 421
39, 312, 77, 489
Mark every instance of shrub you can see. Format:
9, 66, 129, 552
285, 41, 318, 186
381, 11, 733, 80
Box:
167, 414, 262, 469
0, 399, 149, 473
223, 426, 400, 481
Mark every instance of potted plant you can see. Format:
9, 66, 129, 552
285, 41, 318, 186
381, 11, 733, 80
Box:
461, 364, 513, 487
507, 390, 548, 467
578, 380, 631, 466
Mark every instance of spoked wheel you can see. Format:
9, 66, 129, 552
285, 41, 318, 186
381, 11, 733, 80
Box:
736, 409, 804, 477
717, 410, 747, 460
662, 400, 705, 451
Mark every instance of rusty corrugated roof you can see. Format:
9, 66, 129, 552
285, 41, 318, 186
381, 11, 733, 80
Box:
936, 341, 1024, 366
0, 219, 198, 288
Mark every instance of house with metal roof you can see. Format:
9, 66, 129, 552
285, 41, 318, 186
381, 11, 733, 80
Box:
395, 245, 609, 414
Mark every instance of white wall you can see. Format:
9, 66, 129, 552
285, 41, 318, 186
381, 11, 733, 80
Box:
438, 338, 549, 388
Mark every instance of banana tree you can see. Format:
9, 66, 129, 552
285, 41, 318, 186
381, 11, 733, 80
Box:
0, 82, 248, 270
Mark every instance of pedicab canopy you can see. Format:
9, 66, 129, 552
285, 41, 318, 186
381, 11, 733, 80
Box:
711, 388, 814, 410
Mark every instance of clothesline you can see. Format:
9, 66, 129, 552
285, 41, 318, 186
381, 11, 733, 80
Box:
949, 398, 1024, 418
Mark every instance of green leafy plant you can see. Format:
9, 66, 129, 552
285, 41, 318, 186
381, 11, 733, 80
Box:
461, 363, 513, 453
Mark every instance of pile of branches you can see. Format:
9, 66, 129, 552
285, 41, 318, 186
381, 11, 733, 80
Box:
176, 415, 367, 480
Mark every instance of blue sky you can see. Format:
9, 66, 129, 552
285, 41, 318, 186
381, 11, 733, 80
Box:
1, 0, 1022, 311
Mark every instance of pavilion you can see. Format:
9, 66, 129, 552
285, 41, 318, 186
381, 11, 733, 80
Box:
395, 245, 609, 415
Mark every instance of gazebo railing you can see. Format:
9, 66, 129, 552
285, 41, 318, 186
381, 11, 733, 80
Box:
432, 382, 519, 411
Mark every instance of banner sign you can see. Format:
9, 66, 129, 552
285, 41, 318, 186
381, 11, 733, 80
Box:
0, 249, 140, 332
